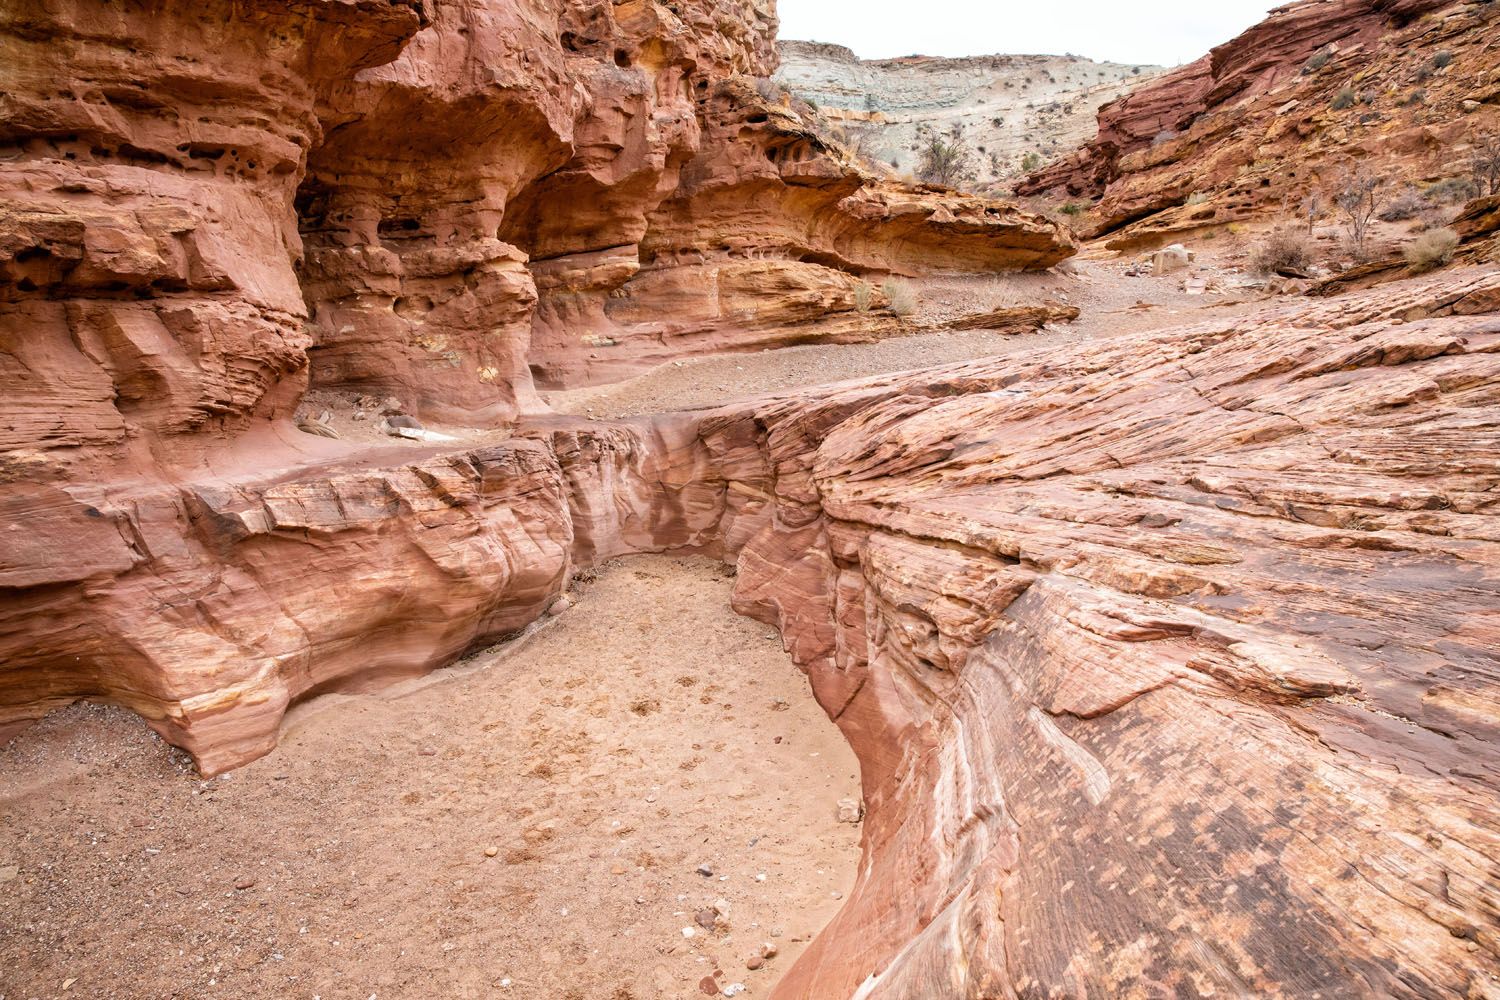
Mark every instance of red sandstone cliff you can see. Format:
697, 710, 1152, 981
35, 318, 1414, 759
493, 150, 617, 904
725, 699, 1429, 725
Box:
1020, 0, 1500, 246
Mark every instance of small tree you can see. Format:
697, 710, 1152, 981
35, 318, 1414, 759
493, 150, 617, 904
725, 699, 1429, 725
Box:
1331, 167, 1383, 258
1473, 133, 1500, 197
916, 124, 976, 189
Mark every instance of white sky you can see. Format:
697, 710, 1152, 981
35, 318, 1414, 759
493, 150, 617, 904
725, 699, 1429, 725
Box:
776, 1, 1283, 67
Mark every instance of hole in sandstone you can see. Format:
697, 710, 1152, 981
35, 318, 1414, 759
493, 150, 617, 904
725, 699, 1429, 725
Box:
614, 48, 631, 67
0, 556, 862, 997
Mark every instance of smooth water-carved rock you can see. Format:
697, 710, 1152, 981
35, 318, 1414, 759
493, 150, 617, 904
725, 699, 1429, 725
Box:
4, 270, 1498, 997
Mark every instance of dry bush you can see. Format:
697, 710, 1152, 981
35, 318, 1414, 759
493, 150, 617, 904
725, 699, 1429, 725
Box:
882, 279, 918, 317
1331, 167, 1383, 258
1331, 88, 1357, 111
1403, 228, 1459, 272
852, 280, 874, 314
916, 124, 976, 188
1250, 228, 1315, 276
1378, 188, 1425, 221
1474, 134, 1500, 197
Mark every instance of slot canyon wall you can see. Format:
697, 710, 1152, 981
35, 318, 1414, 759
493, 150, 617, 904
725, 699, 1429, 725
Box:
3, 1, 1500, 999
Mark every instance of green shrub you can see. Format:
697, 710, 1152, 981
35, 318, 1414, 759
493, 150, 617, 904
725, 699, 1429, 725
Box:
1059, 202, 1086, 216
1404, 228, 1459, 271
1302, 50, 1332, 74
1332, 88, 1357, 111
1432, 50, 1454, 69
1021, 151, 1043, 172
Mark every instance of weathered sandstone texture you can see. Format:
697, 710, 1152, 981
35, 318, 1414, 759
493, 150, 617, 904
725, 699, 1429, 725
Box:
5, 265, 1500, 995
775, 40, 1160, 187
0, 0, 1073, 457
1020, 0, 1500, 246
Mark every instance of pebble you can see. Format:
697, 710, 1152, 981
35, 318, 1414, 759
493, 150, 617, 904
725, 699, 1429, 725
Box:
746, 957, 764, 971
484, 847, 499, 858
723, 984, 746, 997
681, 927, 696, 939
233, 877, 256, 890
695, 863, 714, 877
762, 942, 779, 958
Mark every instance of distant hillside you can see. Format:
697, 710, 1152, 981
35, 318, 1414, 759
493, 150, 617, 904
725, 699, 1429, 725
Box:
774, 40, 1161, 187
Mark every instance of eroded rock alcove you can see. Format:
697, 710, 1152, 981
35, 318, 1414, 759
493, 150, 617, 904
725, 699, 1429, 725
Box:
2, 0, 1500, 998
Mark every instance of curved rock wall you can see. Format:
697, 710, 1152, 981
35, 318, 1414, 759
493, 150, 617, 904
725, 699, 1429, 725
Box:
717, 269, 1500, 998
0, 0, 419, 469
4, 267, 1497, 997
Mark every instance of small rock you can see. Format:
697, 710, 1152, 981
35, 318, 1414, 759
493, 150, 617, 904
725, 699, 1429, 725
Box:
695, 909, 718, 931
761, 942, 779, 958
746, 957, 763, 971
836, 797, 864, 824
484, 847, 499, 858
695, 863, 714, 877
681, 926, 697, 939
233, 877, 256, 890
384, 414, 423, 432
62, 978, 77, 991
379, 396, 405, 415
548, 594, 574, 616
712, 898, 731, 917
723, 984, 746, 997
831, 890, 843, 900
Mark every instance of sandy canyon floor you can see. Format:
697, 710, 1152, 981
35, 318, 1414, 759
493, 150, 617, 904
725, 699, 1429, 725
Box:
0, 557, 861, 1000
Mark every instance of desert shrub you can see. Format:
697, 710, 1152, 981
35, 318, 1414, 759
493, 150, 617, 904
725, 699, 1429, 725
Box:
1021, 151, 1043, 172
916, 124, 976, 188
1474, 133, 1500, 196
1401, 88, 1427, 107
1331, 88, 1357, 111
1432, 50, 1454, 69
1302, 50, 1332, 74
1185, 191, 1210, 206
882, 279, 918, 317
1152, 129, 1178, 147
852, 281, 874, 314
1331, 166, 1383, 257
1059, 202, 1086, 216
1425, 176, 1479, 203
1403, 228, 1459, 271
1378, 188, 1425, 221
1250, 228, 1315, 276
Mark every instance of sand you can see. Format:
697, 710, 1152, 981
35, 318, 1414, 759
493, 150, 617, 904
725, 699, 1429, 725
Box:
0, 557, 862, 1000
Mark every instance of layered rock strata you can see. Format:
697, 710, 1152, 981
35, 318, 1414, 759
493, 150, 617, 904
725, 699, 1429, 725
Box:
1020, 0, 1500, 246
5, 268, 1499, 997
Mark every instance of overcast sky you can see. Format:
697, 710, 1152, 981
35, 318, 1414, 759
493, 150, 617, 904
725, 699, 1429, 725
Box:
776, 1, 1282, 67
